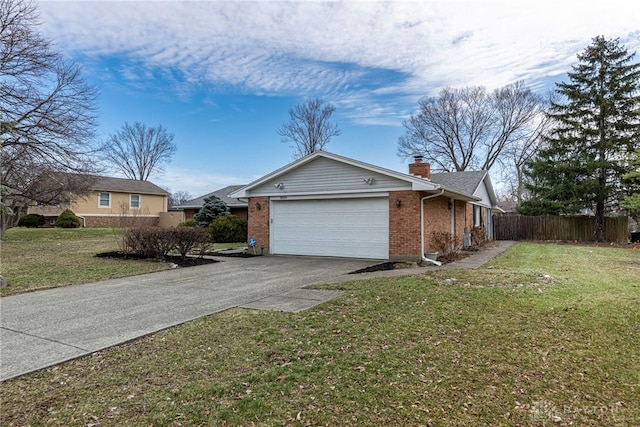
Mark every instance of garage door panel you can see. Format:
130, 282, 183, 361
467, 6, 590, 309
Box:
271, 198, 388, 259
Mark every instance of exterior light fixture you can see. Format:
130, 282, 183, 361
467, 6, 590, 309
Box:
448, 201, 453, 210
395, 199, 402, 207
274, 182, 284, 189
255, 202, 261, 210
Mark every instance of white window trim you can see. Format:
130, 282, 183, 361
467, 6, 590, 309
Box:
98, 192, 111, 208
473, 205, 482, 227
130, 194, 141, 210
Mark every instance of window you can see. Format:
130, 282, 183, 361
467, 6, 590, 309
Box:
99, 192, 110, 208
473, 205, 482, 227
130, 194, 140, 209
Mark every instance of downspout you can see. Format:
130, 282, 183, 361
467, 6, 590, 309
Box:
421, 189, 444, 266
450, 198, 455, 252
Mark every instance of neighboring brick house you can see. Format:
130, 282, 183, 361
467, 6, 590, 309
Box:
28, 176, 169, 227
230, 151, 499, 261
174, 184, 248, 221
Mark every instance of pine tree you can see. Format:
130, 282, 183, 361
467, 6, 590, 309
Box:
525, 36, 640, 240
621, 148, 640, 224
193, 195, 230, 227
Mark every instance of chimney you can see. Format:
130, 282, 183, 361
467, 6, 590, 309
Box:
409, 155, 430, 179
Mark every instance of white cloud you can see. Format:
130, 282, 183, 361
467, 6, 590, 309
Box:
150, 166, 250, 197
39, 0, 640, 123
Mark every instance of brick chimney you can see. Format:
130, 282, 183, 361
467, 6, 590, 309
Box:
409, 155, 430, 179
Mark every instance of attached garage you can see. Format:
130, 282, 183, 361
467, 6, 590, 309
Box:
230, 151, 493, 261
270, 197, 389, 259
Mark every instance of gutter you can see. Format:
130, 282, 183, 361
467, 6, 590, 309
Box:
420, 189, 445, 266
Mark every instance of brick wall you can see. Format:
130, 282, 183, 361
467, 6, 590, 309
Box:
423, 196, 453, 252
83, 216, 159, 228
247, 197, 270, 253
408, 159, 431, 179
388, 191, 422, 260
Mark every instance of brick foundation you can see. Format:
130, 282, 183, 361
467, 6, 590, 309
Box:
83, 216, 159, 228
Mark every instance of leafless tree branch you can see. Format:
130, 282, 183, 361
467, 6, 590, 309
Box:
278, 97, 341, 158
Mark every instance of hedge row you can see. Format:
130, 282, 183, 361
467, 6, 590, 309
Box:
123, 226, 210, 259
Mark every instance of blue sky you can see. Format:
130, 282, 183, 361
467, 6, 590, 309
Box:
38, 0, 640, 197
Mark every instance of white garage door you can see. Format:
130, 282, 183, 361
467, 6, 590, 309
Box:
271, 198, 388, 259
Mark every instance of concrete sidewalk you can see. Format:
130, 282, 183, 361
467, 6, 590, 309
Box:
327, 240, 517, 282
0, 241, 516, 381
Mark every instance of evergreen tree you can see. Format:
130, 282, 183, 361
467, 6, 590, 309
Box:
193, 195, 230, 227
621, 148, 640, 224
525, 36, 640, 241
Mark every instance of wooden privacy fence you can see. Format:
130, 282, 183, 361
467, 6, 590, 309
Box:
492, 215, 629, 243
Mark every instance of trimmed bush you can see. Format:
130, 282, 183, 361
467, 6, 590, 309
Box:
55, 209, 81, 228
123, 226, 211, 259
18, 214, 45, 228
209, 215, 248, 243
179, 219, 197, 227
123, 227, 168, 258
172, 227, 210, 259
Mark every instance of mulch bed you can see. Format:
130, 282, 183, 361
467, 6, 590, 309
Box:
95, 251, 218, 267
349, 261, 418, 274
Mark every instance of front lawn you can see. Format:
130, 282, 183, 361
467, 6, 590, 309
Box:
0, 227, 245, 296
0, 228, 169, 296
1, 242, 638, 426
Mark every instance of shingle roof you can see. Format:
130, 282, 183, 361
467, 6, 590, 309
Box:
91, 176, 169, 195
175, 184, 247, 209
429, 170, 488, 197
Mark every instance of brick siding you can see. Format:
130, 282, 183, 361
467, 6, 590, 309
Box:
388, 191, 422, 260
247, 197, 270, 252
83, 216, 159, 228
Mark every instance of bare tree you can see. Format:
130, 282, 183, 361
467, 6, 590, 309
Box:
499, 97, 553, 204
168, 190, 192, 208
101, 122, 177, 180
398, 81, 544, 173
1, 0, 99, 236
278, 97, 341, 158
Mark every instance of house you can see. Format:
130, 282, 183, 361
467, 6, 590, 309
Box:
28, 175, 170, 228
429, 169, 500, 241
174, 184, 248, 221
229, 151, 499, 261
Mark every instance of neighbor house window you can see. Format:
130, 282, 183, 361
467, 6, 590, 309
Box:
99, 192, 110, 208
473, 205, 482, 227
130, 194, 140, 210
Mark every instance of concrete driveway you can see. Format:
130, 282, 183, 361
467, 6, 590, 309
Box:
0, 255, 379, 381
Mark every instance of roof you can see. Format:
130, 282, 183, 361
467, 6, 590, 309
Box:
431, 170, 499, 208
229, 151, 481, 202
430, 171, 487, 196
175, 184, 248, 209
91, 176, 169, 196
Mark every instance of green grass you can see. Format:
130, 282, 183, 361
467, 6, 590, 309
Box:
1, 242, 638, 426
0, 227, 246, 296
0, 228, 169, 296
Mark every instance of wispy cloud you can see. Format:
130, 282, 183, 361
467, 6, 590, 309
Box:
39, 0, 640, 124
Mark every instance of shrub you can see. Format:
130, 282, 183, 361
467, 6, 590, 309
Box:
123, 227, 171, 258
172, 227, 211, 259
18, 214, 45, 228
431, 231, 461, 255
179, 219, 197, 227
122, 226, 210, 259
209, 215, 248, 243
55, 209, 81, 228
471, 226, 486, 246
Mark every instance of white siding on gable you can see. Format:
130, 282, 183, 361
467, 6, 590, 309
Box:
473, 179, 492, 207
249, 157, 412, 196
